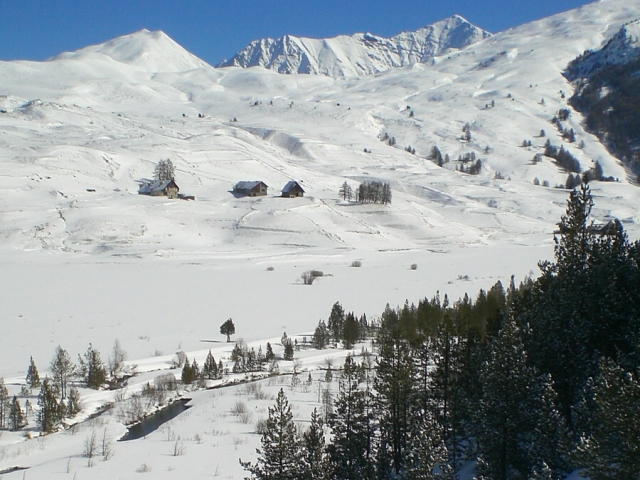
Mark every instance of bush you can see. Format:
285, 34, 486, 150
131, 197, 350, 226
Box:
301, 270, 323, 285
230, 401, 247, 415
410, 264, 418, 270
266, 266, 274, 271
351, 260, 362, 268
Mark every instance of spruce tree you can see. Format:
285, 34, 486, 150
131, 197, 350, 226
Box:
327, 355, 373, 480
67, 386, 83, 417
300, 408, 327, 480
327, 302, 345, 346
265, 342, 275, 362
26, 356, 41, 389
240, 389, 301, 479
78, 344, 107, 389
0, 378, 9, 430
9, 396, 26, 431
575, 360, 640, 480
50, 346, 74, 399
37, 378, 63, 432
375, 305, 416, 476
283, 339, 294, 361
475, 321, 565, 480
203, 350, 218, 379
406, 410, 454, 480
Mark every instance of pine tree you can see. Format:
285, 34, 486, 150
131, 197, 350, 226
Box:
375, 306, 415, 476
575, 360, 640, 480
203, 350, 218, 379
181, 356, 195, 384
283, 338, 295, 361
406, 410, 454, 479
8, 396, 26, 431
78, 344, 107, 389
327, 355, 373, 480
50, 345, 74, 399
265, 342, 275, 362
220, 318, 236, 342
67, 386, 83, 417
312, 320, 329, 349
25, 356, 41, 388
240, 389, 301, 479
475, 321, 565, 480
0, 378, 9, 430
300, 408, 327, 480
342, 312, 360, 349
37, 378, 63, 432
327, 302, 345, 346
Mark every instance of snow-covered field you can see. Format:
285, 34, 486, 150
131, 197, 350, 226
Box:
1, 0, 639, 477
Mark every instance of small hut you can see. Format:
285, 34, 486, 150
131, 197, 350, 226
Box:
234, 181, 268, 197
282, 181, 305, 198
138, 179, 179, 199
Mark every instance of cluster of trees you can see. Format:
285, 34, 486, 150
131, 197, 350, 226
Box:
379, 132, 397, 146
356, 181, 392, 205
428, 146, 450, 168
244, 185, 640, 480
569, 55, 640, 180
544, 142, 581, 173
312, 302, 371, 349
230, 342, 276, 373
153, 158, 175, 182
7, 341, 127, 433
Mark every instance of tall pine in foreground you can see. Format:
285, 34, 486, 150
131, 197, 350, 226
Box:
327, 355, 374, 480
300, 408, 327, 480
475, 321, 566, 480
240, 389, 301, 480
574, 360, 640, 480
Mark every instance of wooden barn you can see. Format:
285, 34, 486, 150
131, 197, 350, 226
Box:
234, 181, 268, 197
282, 180, 305, 198
138, 179, 179, 199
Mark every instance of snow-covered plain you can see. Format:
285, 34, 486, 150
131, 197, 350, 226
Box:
1, 0, 640, 477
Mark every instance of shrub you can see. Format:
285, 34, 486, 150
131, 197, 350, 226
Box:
410, 264, 418, 270
351, 260, 362, 268
230, 401, 247, 416
266, 266, 274, 271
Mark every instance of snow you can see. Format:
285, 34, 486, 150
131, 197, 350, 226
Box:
0, 0, 639, 477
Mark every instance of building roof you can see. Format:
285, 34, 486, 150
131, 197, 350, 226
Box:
282, 180, 305, 193
138, 179, 178, 194
235, 181, 268, 190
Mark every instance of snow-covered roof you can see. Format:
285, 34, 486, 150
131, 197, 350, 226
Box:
282, 180, 304, 193
235, 181, 267, 190
138, 179, 177, 194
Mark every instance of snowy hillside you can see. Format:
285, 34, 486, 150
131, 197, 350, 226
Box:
218, 15, 491, 76
1, 1, 640, 477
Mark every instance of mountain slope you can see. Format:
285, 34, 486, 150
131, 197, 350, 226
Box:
217, 15, 491, 76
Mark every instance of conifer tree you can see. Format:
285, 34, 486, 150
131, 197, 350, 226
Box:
283, 338, 295, 361
375, 306, 416, 476
37, 378, 63, 432
26, 356, 41, 389
327, 302, 345, 346
240, 389, 301, 479
181, 356, 195, 384
50, 346, 74, 399
300, 408, 327, 480
312, 320, 329, 349
0, 378, 9, 430
203, 350, 218, 379
327, 355, 373, 480
67, 386, 83, 417
342, 312, 360, 349
78, 344, 107, 389
265, 342, 275, 362
9, 396, 26, 431
575, 360, 640, 480
475, 321, 565, 480
220, 318, 236, 342
406, 409, 454, 480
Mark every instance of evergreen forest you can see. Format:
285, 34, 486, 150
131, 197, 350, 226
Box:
242, 184, 640, 480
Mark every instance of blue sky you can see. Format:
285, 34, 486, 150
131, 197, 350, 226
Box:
1, 0, 593, 65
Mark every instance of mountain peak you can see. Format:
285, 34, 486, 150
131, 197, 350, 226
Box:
218, 17, 491, 77
53, 29, 211, 73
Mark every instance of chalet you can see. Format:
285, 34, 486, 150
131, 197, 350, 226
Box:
138, 179, 179, 199
234, 181, 268, 197
282, 180, 305, 198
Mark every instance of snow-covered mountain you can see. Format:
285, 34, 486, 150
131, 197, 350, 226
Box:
565, 18, 640, 80
217, 15, 492, 76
